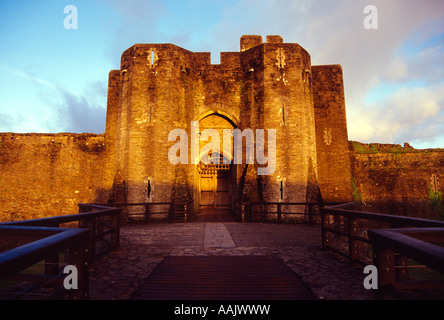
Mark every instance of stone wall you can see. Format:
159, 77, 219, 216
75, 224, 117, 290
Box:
0, 133, 113, 222
350, 141, 444, 219
312, 65, 353, 203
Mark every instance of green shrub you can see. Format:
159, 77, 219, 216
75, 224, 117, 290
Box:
424, 186, 444, 220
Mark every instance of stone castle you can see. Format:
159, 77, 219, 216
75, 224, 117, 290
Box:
0, 35, 442, 222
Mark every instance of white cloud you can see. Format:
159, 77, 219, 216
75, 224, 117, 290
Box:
0, 65, 106, 133
349, 83, 444, 146
56, 84, 107, 134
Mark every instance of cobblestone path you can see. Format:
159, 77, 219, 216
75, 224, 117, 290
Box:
88, 222, 374, 300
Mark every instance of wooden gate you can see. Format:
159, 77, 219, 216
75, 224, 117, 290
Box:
199, 171, 230, 208
200, 175, 215, 207
216, 171, 229, 208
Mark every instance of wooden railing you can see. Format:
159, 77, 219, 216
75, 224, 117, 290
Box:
172, 200, 195, 222
321, 203, 444, 265
0, 205, 121, 300
88, 200, 196, 223
6, 205, 121, 263
0, 226, 89, 300
321, 203, 444, 299
85, 202, 173, 224
236, 201, 339, 224
368, 227, 444, 299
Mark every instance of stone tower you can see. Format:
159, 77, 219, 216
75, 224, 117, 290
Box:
105, 35, 353, 213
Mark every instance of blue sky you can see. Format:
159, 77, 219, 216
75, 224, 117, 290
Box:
0, 0, 444, 149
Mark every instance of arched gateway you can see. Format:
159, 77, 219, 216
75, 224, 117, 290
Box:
196, 113, 237, 209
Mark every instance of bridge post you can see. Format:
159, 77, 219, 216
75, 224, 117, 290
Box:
349, 217, 359, 264
241, 203, 250, 222
111, 209, 120, 250
79, 217, 96, 264
69, 241, 89, 300
144, 204, 151, 224
373, 247, 396, 298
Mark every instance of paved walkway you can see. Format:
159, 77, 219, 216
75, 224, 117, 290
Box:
88, 222, 374, 300
204, 223, 236, 248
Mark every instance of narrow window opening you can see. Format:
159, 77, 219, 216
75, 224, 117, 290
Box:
147, 180, 151, 198
151, 50, 155, 65
282, 105, 285, 124
149, 107, 153, 122
324, 128, 332, 145
431, 174, 439, 193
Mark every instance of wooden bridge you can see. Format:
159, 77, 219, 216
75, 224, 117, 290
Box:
132, 255, 315, 300
1, 201, 444, 301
